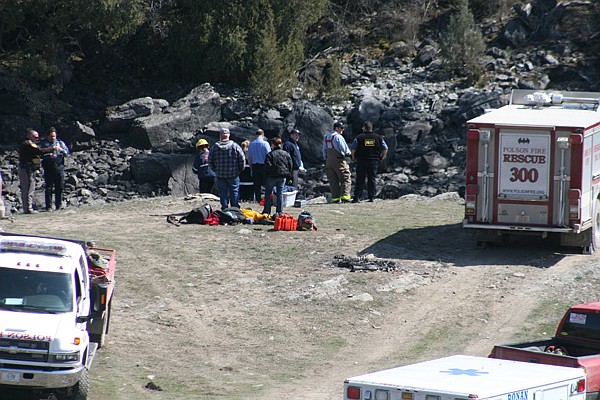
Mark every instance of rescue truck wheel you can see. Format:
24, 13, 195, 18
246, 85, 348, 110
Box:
593, 199, 600, 253
586, 199, 600, 254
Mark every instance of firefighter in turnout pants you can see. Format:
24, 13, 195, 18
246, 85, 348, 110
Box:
322, 121, 352, 203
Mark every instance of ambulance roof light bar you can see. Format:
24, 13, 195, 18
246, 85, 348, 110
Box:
0, 238, 68, 256
520, 91, 600, 111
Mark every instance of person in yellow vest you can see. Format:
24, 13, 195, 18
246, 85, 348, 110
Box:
322, 121, 352, 203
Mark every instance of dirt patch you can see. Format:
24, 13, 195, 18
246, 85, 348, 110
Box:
3, 194, 600, 400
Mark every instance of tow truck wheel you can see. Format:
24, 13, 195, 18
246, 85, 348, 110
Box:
71, 367, 90, 400
55, 367, 89, 400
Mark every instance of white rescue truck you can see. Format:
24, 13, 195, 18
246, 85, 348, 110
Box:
0, 234, 116, 400
344, 355, 586, 400
463, 89, 600, 253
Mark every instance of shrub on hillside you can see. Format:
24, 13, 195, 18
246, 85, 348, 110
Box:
439, 0, 486, 82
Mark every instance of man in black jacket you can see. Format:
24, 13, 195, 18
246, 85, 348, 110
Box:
282, 129, 303, 189
350, 121, 388, 203
261, 137, 293, 216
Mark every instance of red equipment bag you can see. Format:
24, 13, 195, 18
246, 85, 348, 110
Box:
274, 214, 297, 231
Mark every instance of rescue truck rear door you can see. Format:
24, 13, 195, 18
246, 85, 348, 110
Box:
495, 129, 554, 226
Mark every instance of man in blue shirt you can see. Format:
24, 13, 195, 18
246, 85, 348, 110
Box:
322, 121, 352, 203
40, 127, 69, 211
247, 129, 271, 202
209, 128, 246, 210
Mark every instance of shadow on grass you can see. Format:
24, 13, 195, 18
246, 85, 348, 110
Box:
358, 222, 578, 268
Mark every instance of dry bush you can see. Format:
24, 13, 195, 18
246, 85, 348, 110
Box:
469, 0, 525, 20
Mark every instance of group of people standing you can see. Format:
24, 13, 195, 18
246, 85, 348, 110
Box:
323, 120, 388, 203
8, 121, 386, 217
192, 119, 388, 216
14, 128, 69, 214
194, 127, 302, 216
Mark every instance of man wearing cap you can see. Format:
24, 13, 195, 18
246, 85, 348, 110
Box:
351, 121, 388, 203
209, 128, 246, 210
283, 129, 303, 189
247, 129, 271, 202
192, 138, 216, 194
18, 128, 54, 214
322, 121, 352, 203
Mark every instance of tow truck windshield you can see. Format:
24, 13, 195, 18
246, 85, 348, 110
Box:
0, 268, 73, 313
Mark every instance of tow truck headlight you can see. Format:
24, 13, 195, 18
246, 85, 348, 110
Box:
375, 389, 390, 400
50, 351, 80, 362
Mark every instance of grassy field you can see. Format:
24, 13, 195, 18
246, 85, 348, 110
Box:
4, 193, 599, 400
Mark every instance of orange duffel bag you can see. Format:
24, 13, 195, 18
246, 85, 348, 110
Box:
274, 214, 297, 231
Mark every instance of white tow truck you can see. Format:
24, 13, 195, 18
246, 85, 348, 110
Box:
463, 89, 600, 253
0, 234, 116, 400
344, 355, 586, 400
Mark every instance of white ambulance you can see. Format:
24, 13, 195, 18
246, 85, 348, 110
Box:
344, 355, 586, 400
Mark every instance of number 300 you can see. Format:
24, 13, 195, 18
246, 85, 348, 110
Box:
509, 167, 539, 183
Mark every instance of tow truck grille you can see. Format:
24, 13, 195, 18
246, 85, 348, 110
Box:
0, 338, 49, 362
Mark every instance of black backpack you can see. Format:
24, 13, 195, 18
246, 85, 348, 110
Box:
181, 203, 212, 224
213, 207, 246, 225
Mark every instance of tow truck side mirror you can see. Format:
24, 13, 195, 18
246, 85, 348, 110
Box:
90, 283, 108, 316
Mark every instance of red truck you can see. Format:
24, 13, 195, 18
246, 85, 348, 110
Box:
489, 302, 600, 400
463, 89, 600, 253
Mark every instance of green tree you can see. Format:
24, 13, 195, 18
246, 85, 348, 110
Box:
439, 0, 485, 81
165, 0, 325, 97
322, 57, 349, 102
0, 0, 147, 121
249, 6, 290, 101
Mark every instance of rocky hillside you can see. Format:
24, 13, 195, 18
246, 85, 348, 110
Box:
0, 0, 599, 214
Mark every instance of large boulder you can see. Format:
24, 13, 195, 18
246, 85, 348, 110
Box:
398, 121, 433, 144
256, 108, 285, 135
101, 97, 167, 134
130, 153, 198, 196
60, 121, 97, 150
283, 101, 335, 166
129, 84, 222, 149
